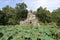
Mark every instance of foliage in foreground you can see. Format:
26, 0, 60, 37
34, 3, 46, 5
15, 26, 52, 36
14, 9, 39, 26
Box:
0, 25, 60, 40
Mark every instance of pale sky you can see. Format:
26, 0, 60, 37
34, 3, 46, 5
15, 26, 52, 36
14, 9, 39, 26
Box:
0, 0, 60, 12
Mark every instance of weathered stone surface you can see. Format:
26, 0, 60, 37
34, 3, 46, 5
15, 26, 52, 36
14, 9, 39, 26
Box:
20, 11, 40, 26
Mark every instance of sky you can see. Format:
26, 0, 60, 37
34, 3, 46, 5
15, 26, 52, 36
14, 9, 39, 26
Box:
0, 0, 60, 12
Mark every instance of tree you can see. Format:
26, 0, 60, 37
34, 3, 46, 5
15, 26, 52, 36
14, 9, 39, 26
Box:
2, 5, 16, 25
52, 8, 60, 22
1, 3, 28, 25
16, 2, 27, 9
15, 2, 28, 24
36, 7, 52, 23
52, 8, 60, 26
0, 10, 7, 25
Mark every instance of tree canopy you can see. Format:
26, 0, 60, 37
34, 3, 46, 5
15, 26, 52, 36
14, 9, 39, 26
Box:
0, 2, 28, 25
36, 7, 52, 23
0, 3, 60, 26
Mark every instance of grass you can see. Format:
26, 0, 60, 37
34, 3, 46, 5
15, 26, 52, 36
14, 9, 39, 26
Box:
0, 25, 60, 40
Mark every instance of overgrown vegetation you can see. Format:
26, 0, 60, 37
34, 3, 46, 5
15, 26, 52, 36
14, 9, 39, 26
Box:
0, 25, 60, 40
0, 2, 28, 25
0, 2, 60, 26
0, 1, 60, 40
35, 7, 60, 27
36, 7, 52, 23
